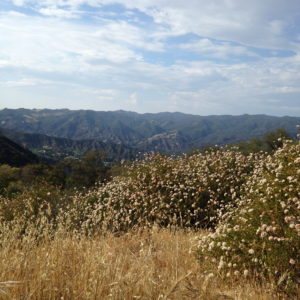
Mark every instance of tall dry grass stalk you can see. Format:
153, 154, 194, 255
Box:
0, 229, 286, 299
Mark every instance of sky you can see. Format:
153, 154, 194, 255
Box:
0, 0, 300, 116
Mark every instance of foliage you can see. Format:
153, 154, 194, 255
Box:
197, 141, 300, 293
0, 149, 262, 236
0, 133, 298, 295
47, 151, 109, 189
0, 151, 110, 196
75, 150, 261, 231
234, 128, 292, 154
0, 164, 19, 195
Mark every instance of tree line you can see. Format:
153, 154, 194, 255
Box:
0, 151, 110, 198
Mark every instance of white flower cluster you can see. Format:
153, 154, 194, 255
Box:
61, 149, 262, 232
197, 141, 300, 292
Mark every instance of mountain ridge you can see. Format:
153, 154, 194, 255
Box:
0, 127, 138, 162
0, 108, 299, 157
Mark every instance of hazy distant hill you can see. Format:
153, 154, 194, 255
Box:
0, 135, 39, 167
0, 127, 138, 162
0, 108, 299, 155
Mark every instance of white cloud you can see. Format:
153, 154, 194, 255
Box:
11, 0, 26, 6
83, 88, 118, 101
6, 1, 300, 50
47, 0, 298, 51
129, 92, 138, 105
0, 78, 54, 87
131, 0, 300, 51
38, 6, 80, 18
1, 0, 300, 116
180, 38, 256, 59
164, 55, 300, 114
0, 13, 149, 73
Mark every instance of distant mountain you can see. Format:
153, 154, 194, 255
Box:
0, 135, 39, 167
0, 127, 138, 162
0, 108, 299, 155
137, 130, 190, 153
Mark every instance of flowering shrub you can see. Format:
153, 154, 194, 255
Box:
0, 149, 262, 236
197, 141, 300, 292
0, 136, 298, 296
60, 149, 262, 233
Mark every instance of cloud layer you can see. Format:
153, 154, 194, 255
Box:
1, 0, 300, 115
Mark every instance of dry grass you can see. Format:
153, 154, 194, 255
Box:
0, 229, 286, 300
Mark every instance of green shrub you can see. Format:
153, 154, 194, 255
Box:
5, 180, 24, 198
0, 164, 19, 195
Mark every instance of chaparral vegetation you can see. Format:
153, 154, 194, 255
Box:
0, 131, 299, 299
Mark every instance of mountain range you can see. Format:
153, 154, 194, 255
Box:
0, 108, 299, 161
0, 127, 138, 162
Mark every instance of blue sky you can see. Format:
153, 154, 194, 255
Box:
0, 0, 300, 116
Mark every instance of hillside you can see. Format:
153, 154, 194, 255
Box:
0, 135, 39, 167
0, 108, 299, 154
0, 127, 138, 162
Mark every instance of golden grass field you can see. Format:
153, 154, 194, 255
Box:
0, 229, 290, 300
